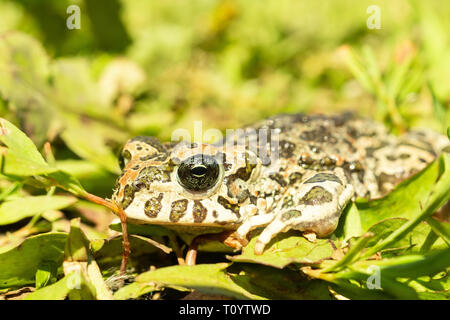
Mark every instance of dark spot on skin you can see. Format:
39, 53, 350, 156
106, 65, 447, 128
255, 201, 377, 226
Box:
342, 139, 357, 152
130, 136, 166, 154
319, 156, 336, 168
298, 186, 333, 206
386, 155, 397, 161
169, 199, 188, 222
332, 112, 354, 126
344, 160, 363, 172
153, 153, 169, 161
193, 201, 207, 223
237, 189, 250, 203
281, 210, 302, 222
217, 196, 241, 218
139, 153, 168, 162
310, 145, 322, 153
343, 160, 365, 183
305, 173, 342, 185
226, 153, 256, 199
298, 153, 317, 169
288, 172, 303, 185
279, 140, 296, 158
281, 194, 294, 208
365, 141, 389, 157
346, 127, 359, 139
269, 172, 287, 187
377, 173, 402, 194
139, 155, 153, 161
212, 210, 218, 218
135, 165, 172, 189
295, 114, 310, 123
235, 155, 256, 181
300, 126, 337, 144
298, 153, 314, 165
398, 142, 435, 156
144, 193, 163, 218
215, 152, 232, 170
249, 195, 257, 205
132, 165, 140, 170
121, 184, 135, 209
136, 145, 142, 151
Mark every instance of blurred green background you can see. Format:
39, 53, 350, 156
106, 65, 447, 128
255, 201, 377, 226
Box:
0, 1, 450, 300
0, 0, 449, 197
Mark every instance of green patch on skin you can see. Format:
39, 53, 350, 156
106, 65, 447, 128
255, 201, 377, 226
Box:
169, 199, 188, 222
304, 173, 342, 185
298, 186, 333, 206
144, 193, 163, 218
281, 209, 302, 222
281, 194, 294, 209
192, 200, 207, 223
138, 166, 171, 185
121, 184, 135, 209
217, 196, 241, 218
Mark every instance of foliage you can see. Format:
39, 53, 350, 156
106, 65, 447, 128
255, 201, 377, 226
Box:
0, 0, 449, 300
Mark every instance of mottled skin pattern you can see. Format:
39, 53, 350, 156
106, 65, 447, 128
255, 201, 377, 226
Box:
112, 113, 449, 254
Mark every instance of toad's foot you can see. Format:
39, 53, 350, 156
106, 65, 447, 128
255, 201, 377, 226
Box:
243, 171, 354, 255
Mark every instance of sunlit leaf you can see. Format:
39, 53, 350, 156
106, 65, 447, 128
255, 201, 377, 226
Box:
0, 195, 76, 225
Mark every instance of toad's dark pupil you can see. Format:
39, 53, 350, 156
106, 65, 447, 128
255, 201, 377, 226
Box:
191, 165, 207, 177
177, 154, 220, 192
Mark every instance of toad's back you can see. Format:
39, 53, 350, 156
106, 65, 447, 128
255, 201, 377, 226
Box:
229, 112, 448, 200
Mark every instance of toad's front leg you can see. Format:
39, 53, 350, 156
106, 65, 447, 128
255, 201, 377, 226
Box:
238, 171, 354, 255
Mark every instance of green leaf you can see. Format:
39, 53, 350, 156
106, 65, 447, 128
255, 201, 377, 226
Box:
0, 32, 49, 103
0, 233, 67, 288
229, 264, 332, 300
322, 233, 374, 272
229, 230, 334, 269
64, 219, 90, 262
365, 218, 447, 255
93, 235, 164, 271
63, 218, 114, 300
0, 118, 57, 176
25, 272, 96, 300
132, 263, 264, 300
45, 170, 88, 197
368, 249, 450, 279
0, 117, 87, 197
0, 195, 76, 225
35, 261, 58, 289
333, 202, 363, 242
426, 217, 450, 246
60, 120, 120, 174
113, 281, 159, 300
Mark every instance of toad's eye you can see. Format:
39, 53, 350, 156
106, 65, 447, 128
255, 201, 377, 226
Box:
177, 154, 221, 192
119, 149, 132, 170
